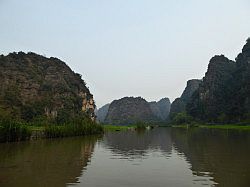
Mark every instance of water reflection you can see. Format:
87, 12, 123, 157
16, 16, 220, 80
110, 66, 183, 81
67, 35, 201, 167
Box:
0, 136, 100, 187
101, 128, 250, 186
171, 128, 250, 187
0, 128, 250, 187
103, 128, 172, 159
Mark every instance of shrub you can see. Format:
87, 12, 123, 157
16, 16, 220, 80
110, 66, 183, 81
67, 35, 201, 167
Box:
172, 112, 193, 125
135, 121, 147, 130
44, 118, 103, 138
0, 119, 31, 142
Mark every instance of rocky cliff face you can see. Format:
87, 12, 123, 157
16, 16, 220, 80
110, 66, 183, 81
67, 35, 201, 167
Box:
169, 79, 201, 119
181, 79, 202, 103
103, 97, 171, 125
96, 103, 110, 123
187, 39, 250, 122
149, 98, 171, 121
104, 97, 158, 125
0, 52, 95, 122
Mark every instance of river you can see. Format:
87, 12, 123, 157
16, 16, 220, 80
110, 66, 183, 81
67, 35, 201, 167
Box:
0, 127, 250, 187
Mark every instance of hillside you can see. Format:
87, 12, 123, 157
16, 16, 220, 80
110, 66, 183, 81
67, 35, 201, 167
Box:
104, 97, 158, 125
0, 52, 95, 123
96, 103, 110, 123
149, 98, 171, 121
98, 97, 171, 125
187, 39, 250, 123
169, 79, 201, 119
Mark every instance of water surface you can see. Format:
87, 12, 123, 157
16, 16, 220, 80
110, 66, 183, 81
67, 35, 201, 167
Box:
0, 127, 250, 187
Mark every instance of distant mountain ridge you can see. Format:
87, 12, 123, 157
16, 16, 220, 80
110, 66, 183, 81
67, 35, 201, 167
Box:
149, 98, 171, 121
104, 97, 155, 125
97, 97, 171, 125
96, 103, 110, 122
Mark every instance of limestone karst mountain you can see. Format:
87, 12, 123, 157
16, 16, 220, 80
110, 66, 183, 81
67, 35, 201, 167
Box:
0, 52, 96, 122
104, 97, 155, 125
102, 97, 171, 125
96, 103, 110, 123
187, 39, 250, 122
169, 79, 201, 119
149, 98, 171, 121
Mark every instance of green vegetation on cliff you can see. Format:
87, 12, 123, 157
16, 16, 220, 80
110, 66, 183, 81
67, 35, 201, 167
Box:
187, 39, 250, 123
169, 79, 201, 120
0, 52, 102, 142
170, 38, 250, 125
0, 52, 95, 123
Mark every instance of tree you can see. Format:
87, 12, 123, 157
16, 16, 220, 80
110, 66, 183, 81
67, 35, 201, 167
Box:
172, 112, 193, 125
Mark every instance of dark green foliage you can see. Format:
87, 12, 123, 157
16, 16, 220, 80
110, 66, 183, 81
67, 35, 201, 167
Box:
0, 119, 31, 142
0, 52, 93, 122
134, 121, 147, 130
3, 85, 22, 107
0, 52, 101, 142
187, 39, 250, 123
172, 112, 193, 125
0, 115, 103, 142
55, 108, 72, 124
20, 101, 45, 121
169, 98, 186, 120
44, 118, 103, 138
169, 79, 201, 121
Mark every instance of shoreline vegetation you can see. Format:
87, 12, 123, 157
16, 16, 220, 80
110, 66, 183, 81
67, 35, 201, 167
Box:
169, 112, 250, 130
103, 122, 250, 132
103, 122, 151, 131
0, 118, 104, 143
0, 52, 101, 143
103, 125, 134, 131
171, 124, 250, 130
1, 119, 250, 143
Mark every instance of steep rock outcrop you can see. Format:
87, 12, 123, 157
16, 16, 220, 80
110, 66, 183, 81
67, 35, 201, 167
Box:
181, 79, 203, 103
104, 97, 157, 125
96, 103, 110, 123
169, 98, 186, 118
0, 52, 95, 122
149, 98, 171, 121
187, 55, 235, 121
169, 79, 201, 119
187, 38, 250, 122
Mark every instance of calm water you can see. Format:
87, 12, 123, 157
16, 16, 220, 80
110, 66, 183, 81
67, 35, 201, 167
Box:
0, 127, 250, 187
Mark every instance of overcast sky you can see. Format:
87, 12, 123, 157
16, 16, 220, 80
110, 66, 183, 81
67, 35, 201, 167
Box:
1, 0, 250, 108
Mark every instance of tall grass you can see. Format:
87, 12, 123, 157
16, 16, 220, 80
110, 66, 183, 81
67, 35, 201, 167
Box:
0, 117, 103, 142
44, 119, 103, 138
0, 119, 31, 142
135, 122, 147, 130
103, 125, 133, 131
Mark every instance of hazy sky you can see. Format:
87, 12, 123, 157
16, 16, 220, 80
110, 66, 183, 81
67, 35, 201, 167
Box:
1, 0, 250, 108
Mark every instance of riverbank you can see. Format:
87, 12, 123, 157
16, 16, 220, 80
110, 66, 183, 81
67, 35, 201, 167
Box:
0, 119, 104, 143
103, 122, 157, 132
103, 125, 135, 131
171, 124, 250, 130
